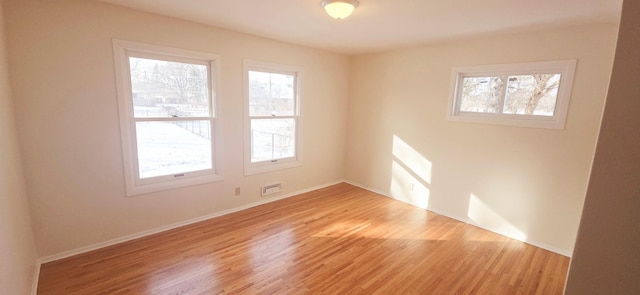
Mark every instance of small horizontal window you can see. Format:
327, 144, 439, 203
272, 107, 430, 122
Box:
448, 60, 577, 129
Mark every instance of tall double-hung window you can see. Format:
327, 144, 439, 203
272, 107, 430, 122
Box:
243, 60, 303, 175
113, 40, 222, 196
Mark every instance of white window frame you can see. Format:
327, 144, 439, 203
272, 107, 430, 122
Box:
447, 59, 577, 129
113, 40, 223, 196
243, 59, 303, 175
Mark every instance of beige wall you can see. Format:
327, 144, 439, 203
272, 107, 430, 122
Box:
565, 0, 640, 293
0, 0, 38, 293
346, 25, 618, 255
2, 0, 623, 273
5, 0, 349, 257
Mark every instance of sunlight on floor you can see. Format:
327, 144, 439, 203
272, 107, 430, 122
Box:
390, 135, 432, 209
313, 220, 371, 238
312, 220, 451, 241
145, 257, 217, 293
250, 228, 296, 266
467, 193, 528, 242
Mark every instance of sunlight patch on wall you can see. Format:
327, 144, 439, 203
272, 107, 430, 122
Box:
467, 193, 527, 242
391, 162, 430, 209
392, 135, 432, 183
390, 135, 432, 209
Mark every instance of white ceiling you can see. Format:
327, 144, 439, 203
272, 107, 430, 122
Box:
98, 0, 623, 55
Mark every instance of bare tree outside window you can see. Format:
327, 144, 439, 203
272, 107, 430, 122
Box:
460, 74, 561, 117
128, 57, 213, 179
243, 60, 302, 175
460, 76, 505, 113
130, 57, 210, 118
114, 40, 221, 195
248, 70, 296, 163
448, 60, 576, 129
504, 74, 560, 116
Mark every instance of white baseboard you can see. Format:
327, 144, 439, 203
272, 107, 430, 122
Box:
344, 180, 572, 257
31, 260, 40, 295
37, 180, 345, 264
32, 178, 569, 294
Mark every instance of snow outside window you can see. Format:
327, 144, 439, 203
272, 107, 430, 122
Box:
448, 60, 577, 129
243, 60, 302, 175
113, 40, 222, 196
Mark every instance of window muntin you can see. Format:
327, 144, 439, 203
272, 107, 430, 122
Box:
448, 60, 576, 129
113, 40, 222, 196
244, 60, 302, 175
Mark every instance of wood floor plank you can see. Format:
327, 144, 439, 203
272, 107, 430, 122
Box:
37, 183, 569, 294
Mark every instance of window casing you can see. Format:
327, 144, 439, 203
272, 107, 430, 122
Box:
113, 40, 222, 196
243, 60, 303, 175
448, 59, 577, 129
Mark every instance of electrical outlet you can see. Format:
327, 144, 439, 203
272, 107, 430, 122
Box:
234, 187, 240, 196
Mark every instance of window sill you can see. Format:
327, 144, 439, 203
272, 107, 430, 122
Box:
126, 173, 224, 196
244, 161, 301, 176
447, 112, 566, 129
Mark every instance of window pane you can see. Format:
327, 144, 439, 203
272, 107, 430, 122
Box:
136, 121, 212, 179
459, 76, 506, 113
250, 118, 295, 163
503, 74, 560, 116
248, 70, 295, 116
129, 57, 210, 118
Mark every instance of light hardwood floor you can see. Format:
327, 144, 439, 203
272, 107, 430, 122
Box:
37, 183, 569, 294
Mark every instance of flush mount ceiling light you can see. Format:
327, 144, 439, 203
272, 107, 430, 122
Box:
321, 0, 359, 19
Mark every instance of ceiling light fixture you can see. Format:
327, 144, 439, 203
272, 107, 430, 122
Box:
321, 0, 359, 20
